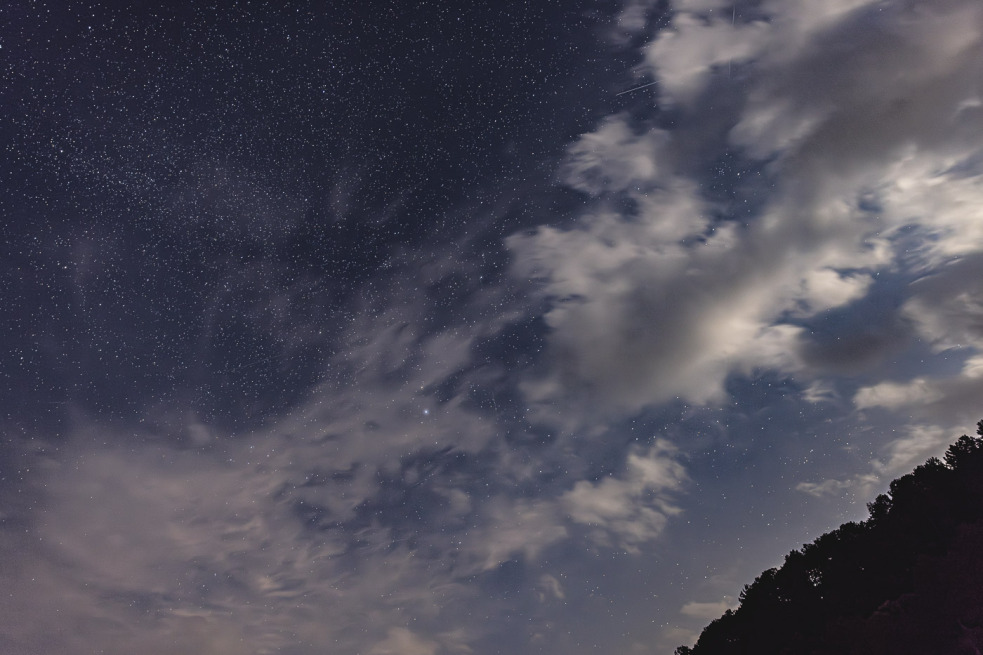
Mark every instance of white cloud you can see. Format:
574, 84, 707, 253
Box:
733, 1, 983, 161
796, 269, 873, 316
903, 255, 983, 350
615, 0, 655, 37
680, 598, 738, 620
802, 380, 838, 404
4, 261, 535, 654
511, 180, 819, 422
645, 14, 768, 106
561, 440, 684, 552
797, 424, 955, 500
18, 448, 309, 651
536, 574, 566, 602
509, 173, 877, 423
508, 0, 983, 431
796, 477, 863, 499
871, 158, 983, 267
459, 498, 569, 573
854, 378, 945, 411
562, 116, 669, 195
369, 628, 439, 655
855, 355, 983, 426
674, 0, 733, 11
16, 410, 519, 655
872, 424, 953, 478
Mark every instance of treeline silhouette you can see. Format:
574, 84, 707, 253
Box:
677, 420, 983, 655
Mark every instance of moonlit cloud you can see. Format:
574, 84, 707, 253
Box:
561, 440, 684, 552
680, 598, 738, 620
508, 182, 811, 421
856, 355, 983, 425
510, 0, 983, 435
561, 116, 669, 195
368, 628, 439, 655
797, 424, 954, 501
505, 2, 983, 644
903, 255, 983, 350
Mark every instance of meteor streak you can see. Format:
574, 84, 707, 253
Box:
616, 81, 657, 96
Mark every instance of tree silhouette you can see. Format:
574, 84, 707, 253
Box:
677, 420, 983, 655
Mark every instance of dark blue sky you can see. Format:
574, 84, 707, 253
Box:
3, 1, 983, 653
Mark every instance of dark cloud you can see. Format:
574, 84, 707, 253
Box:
796, 295, 914, 375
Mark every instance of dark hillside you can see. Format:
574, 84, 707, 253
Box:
677, 420, 983, 655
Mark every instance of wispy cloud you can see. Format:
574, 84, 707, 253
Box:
797, 424, 955, 500
561, 440, 684, 552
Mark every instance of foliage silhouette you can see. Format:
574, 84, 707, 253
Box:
676, 420, 983, 655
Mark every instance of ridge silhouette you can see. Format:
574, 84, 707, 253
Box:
677, 419, 983, 655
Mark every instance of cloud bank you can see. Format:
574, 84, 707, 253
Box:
510, 0, 983, 435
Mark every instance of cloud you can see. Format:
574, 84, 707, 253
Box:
903, 255, 983, 350
561, 116, 669, 195
8, 223, 695, 654
680, 598, 738, 620
802, 380, 838, 404
796, 269, 873, 316
13, 444, 327, 653
796, 477, 863, 499
796, 315, 914, 376
871, 424, 955, 478
510, 170, 887, 424
855, 378, 946, 411
536, 574, 566, 602
508, 0, 983, 432
13, 423, 496, 655
9, 413, 683, 653
729, 1, 983, 162
2, 256, 531, 655
645, 13, 769, 106
509, 181, 817, 424
797, 424, 954, 500
561, 440, 685, 552
369, 628, 439, 655
459, 498, 569, 573
855, 355, 983, 426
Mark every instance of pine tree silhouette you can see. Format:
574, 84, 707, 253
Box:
678, 420, 983, 655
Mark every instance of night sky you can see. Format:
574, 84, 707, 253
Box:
3, 0, 983, 653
